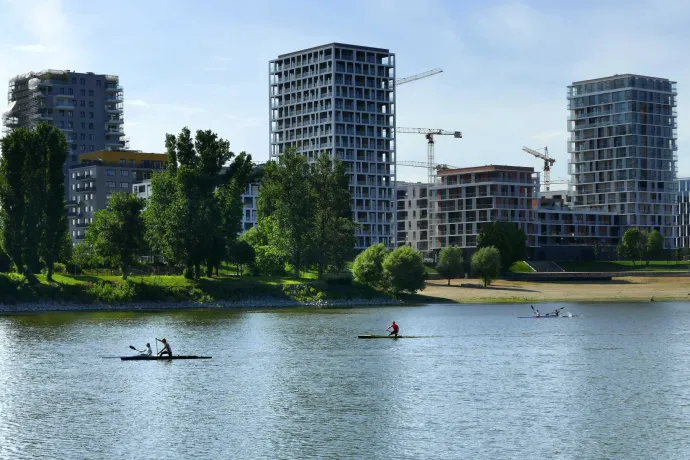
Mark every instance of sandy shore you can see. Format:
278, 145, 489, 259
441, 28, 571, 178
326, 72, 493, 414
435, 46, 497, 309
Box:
420, 276, 690, 303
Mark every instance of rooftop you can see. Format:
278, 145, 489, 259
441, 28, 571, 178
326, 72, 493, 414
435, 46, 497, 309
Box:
437, 165, 536, 175
277, 42, 390, 59
571, 73, 674, 85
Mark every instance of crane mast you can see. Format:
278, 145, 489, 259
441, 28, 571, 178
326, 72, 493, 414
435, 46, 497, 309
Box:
522, 146, 556, 191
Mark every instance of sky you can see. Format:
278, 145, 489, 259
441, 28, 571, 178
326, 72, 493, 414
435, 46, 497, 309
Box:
0, 0, 688, 184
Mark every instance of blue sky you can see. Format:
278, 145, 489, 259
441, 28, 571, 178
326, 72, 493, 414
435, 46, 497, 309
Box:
1, 0, 688, 183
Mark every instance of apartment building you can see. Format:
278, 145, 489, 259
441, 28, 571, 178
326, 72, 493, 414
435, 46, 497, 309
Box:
567, 74, 678, 248
428, 166, 540, 252
396, 182, 429, 253
678, 178, 690, 250
3, 70, 126, 167
67, 151, 167, 243
269, 43, 396, 250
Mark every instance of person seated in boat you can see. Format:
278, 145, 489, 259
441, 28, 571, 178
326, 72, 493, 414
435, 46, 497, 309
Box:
137, 343, 153, 356
387, 321, 399, 337
551, 308, 562, 317
156, 338, 172, 357
532, 307, 540, 317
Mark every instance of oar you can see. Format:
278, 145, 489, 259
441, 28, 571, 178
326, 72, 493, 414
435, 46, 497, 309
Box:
129, 345, 137, 351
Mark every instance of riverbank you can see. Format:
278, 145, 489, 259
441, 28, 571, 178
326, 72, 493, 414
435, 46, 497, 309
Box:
420, 276, 690, 303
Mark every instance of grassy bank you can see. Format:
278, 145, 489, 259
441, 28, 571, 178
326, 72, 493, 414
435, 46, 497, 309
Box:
0, 272, 392, 305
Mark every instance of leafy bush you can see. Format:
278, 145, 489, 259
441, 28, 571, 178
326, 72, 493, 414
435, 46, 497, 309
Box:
87, 280, 136, 303
382, 246, 426, 294
255, 245, 286, 276
352, 243, 389, 288
282, 283, 323, 302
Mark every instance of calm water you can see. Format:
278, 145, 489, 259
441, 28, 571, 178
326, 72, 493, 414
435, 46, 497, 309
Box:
2, 302, 690, 459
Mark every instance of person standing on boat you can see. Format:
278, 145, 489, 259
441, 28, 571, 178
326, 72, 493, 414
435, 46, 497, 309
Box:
137, 343, 153, 356
387, 321, 399, 337
156, 338, 172, 357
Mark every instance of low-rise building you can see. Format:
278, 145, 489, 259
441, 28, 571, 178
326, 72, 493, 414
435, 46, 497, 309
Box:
67, 150, 167, 242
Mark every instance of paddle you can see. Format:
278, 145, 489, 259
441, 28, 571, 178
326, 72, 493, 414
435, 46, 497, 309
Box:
129, 345, 137, 351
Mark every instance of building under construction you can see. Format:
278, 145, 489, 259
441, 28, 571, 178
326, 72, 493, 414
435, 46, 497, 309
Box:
2, 69, 127, 169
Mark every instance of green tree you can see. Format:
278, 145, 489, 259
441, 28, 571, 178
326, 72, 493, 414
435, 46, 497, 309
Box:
228, 240, 255, 276
36, 123, 69, 281
86, 192, 146, 280
257, 148, 314, 278
0, 123, 70, 282
646, 230, 664, 264
71, 241, 101, 272
352, 243, 390, 288
618, 228, 646, 265
311, 153, 356, 277
382, 246, 426, 294
472, 246, 501, 287
144, 127, 252, 279
477, 221, 527, 272
254, 245, 286, 276
436, 245, 464, 286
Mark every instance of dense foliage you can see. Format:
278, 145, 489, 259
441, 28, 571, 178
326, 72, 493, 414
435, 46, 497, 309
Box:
382, 246, 426, 294
0, 122, 69, 282
436, 245, 464, 286
472, 246, 501, 287
477, 221, 527, 272
352, 243, 389, 288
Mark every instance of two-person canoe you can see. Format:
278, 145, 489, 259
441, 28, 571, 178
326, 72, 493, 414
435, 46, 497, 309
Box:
120, 355, 212, 361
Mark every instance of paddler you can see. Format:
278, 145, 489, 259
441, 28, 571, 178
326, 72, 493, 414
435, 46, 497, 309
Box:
387, 321, 399, 337
137, 343, 153, 356
156, 338, 172, 357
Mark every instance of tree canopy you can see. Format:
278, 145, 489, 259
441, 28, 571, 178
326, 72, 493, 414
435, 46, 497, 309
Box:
436, 245, 464, 286
477, 221, 527, 272
472, 246, 501, 287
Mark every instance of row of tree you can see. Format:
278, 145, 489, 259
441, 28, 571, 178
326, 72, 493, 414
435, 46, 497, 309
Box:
0, 123, 71, 282
616, 228, 665, 265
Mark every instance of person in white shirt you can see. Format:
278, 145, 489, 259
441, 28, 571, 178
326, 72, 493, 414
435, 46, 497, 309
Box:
137, 343, 153, 356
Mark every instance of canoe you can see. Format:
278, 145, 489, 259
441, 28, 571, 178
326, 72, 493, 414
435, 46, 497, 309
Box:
358, 334, 414, 339
120, 355, 212, 361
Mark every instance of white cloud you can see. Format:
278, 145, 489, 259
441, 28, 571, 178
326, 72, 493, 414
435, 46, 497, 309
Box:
11, 44, 47, 53
128, 99, 148, 107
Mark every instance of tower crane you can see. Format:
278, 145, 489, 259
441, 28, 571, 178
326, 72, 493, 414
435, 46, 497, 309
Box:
397, 128, 463, 184
395, 68, 443, 87
397, 160, 460, 170
522, 146, 556, 191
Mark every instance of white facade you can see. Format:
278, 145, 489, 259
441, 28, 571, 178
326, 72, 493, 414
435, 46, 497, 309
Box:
269, 43, 396, 249
396, 182, 429, 252
567, 74, 678, 248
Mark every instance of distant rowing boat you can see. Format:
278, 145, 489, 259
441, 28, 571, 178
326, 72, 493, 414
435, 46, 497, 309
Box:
120, 355, 212, 361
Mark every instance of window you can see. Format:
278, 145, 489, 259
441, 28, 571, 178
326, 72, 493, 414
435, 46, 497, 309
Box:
88, 101, 94, 108
81, 122, 86, 129
71, 184, 75, 190
72, 77, 77, 84
80, 111, 85, 118
106, 169, 115, 176
129, 159, 135, 167
120, 182, 129, 189
80, 101, 85, 107
88, 123, 93, 129
67, 111, 73, 117
88, 134, 94, 140
71, 155, 77, 162
59, 121, 64, 128
106, 181, 116, 188
80, 89, 85, 96
88, 90, 94, 96
89, 145, 94, 152
68, 88, 73, 95
90, 194, 94, 200
96, 80, 101, 87
80, 78, 86, 84
89, 112, 94, 119
72, 144, 77, 151
59, 110, 64, 116
59, 87, 65, 94
120, 170, 129, 177
119, 159, 125, 166
89, 206, 93, 212
80, 144, 86, 151
68, 122, 73, 129
80, 134, 85, 140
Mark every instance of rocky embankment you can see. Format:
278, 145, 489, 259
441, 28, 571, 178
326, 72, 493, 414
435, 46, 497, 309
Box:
0, 296, 404, 313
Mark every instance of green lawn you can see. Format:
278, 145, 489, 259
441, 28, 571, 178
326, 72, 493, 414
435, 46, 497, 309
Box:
559, 260, 690, 272
509, 261, 534, 273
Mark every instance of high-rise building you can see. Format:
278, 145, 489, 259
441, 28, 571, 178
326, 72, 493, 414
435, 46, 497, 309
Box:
2, 70, 126, 170
269, 43, 396, 249
567, 74, 678, 248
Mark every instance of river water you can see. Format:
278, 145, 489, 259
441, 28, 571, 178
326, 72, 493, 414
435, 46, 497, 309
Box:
1, 302, 690, 459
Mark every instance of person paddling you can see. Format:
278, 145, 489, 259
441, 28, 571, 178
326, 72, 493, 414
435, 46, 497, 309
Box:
156, 338, 172, 357
137, 343, 153, 356
387, 321, 400, 337
547, 308, 563, 317
531, 305, 540, 317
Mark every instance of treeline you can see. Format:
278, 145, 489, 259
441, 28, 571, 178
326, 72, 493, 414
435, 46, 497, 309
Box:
614, 228, 682, 265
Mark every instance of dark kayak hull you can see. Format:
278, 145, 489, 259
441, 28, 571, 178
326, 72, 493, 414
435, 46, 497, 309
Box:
120, 355, 212, 361
358, 335, 413, 339
518, 316, 564, 319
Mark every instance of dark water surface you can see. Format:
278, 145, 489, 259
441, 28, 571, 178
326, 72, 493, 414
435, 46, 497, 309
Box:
2, 302, 690, 459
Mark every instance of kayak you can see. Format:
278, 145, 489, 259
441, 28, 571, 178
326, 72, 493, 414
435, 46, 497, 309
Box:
358, 335, 416, 339
120, 355, 212, 361
518, 316, 569, 319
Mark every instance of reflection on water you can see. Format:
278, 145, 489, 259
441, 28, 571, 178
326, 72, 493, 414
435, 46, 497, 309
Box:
2, 303, 690, 459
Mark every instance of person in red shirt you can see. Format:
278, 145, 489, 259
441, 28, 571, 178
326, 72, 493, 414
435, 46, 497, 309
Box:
387, 321, 399, 337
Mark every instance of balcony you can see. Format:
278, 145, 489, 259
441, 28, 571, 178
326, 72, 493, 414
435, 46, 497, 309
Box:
54, 93, 74, 100
75, 173, 94, 181
105, 84, 123, 93
105, 95, 124, 103
106, 104, 123, 113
